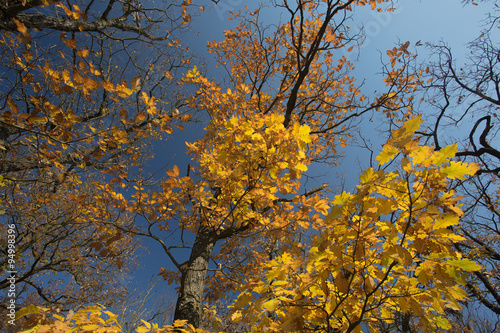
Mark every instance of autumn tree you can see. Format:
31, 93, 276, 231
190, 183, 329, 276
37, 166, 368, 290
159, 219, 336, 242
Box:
11, 1, 489, 332
231, 116, 480, 332
17, 118, 483, 333
346, 2, 500, 330
408, 3, 500, 328
89, 0, 456, 330
0, 0, 196, 320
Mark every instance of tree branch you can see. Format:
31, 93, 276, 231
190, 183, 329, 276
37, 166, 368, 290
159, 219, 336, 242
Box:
0, 13, 169, 41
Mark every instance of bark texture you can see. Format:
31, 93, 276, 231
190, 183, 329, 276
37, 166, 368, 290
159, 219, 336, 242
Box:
174, 226, 216, 328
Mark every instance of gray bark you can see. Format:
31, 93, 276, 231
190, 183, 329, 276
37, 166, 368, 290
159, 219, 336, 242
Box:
0, 0, 169, 41
0, 13, 169, 40
173, 225, 216, 328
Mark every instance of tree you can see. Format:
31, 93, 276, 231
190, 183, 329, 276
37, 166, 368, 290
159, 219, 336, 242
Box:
16, 118, 482, 332
0, 0, 194, 319
0, 0, 191, 177
115, 276, 175, 333
231, 116, 480, 332
356, 1, 500, 330
413, 3, 500, 324
0, 176, 137, 307
90, 0, 473, 330
96, 0, 422, 328
10, 0, 489, 332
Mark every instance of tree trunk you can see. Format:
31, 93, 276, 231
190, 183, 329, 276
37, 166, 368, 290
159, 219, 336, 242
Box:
173, 225, 215, 328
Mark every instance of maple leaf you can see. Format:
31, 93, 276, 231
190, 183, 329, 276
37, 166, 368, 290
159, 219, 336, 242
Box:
434, 144, 457, 165
442, 161, 479, 179
376, 143, 400, 164
262, 299, 281, 312
448, 259, 481, 272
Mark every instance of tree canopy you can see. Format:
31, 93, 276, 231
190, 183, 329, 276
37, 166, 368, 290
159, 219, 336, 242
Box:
0, 0, 192, 325
2, 0, 500, 332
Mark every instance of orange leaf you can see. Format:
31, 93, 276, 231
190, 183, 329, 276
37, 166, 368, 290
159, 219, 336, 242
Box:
63, 39, 78, 49
135, 112, 147, 123
166, 165, 180, 177
77, 49, 90, 58
12, 18, 28, 35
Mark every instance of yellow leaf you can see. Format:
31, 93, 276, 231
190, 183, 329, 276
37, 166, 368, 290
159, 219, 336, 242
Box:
102, 81, 115, 92
116, 82, 133, 97
233, 291, 254, 309
386, 245, 413, 266
186, 65, 199, 78
435, 316, 451, 329
136, 326, 150, 333
140, 319, 151, 329
332, 191, 351, 206
7, 96, 19, 113
359, 168, 375, 183
262, 299, 280, 312
84, 77, 100, 91
435, 144, 457, 165
62, 69, 71, 83
297, 124, 311, 143
314, 199, 330, 216
376, 144, 399, 165
409, 145, 434, 166
392, 115, 422, 146
433, 213, 459, 230
403, 115, 423, 133
15, 305, 42, 319
442, 161, 479, 179
231, 311, 243, 322
295, 163, 308, 172
448, 259, 481, 272
82, 324, 100, 330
